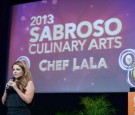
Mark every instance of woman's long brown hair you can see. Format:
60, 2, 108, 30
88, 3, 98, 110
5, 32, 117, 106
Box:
12, 61, 32, 93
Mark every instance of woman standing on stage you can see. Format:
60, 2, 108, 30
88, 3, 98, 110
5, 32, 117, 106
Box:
2, 61, 35, 115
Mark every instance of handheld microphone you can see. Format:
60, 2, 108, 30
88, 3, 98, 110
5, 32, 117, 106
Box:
6, 77, 16, 90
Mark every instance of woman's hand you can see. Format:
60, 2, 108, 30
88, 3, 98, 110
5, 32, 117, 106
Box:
7, 80, 18, 90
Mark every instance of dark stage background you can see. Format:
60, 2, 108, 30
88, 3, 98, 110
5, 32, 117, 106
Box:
0, 0, 129, 115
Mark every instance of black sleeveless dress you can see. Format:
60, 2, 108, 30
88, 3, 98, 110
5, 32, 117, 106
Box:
6, 87, 32, 115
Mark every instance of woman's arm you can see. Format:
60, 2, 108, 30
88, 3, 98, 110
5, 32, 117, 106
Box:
2, 90, 7, 105
9, 80, 35, 104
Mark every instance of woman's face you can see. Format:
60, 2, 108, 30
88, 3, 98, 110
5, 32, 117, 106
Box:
12, 64, 24, 79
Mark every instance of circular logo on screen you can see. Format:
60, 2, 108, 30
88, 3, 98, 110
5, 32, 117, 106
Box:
16, 56, 30, 68
119, 49, 135, 87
